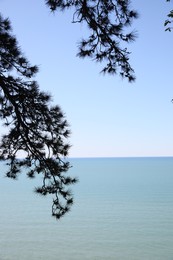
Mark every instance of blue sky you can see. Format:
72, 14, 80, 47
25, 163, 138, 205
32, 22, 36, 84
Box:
1, 0, 173, 157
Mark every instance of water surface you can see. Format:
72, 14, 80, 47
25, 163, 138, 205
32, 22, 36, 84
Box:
0, 157, 173, 259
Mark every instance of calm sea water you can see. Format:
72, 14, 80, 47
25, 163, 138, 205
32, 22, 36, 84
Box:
0, 157, 173, 260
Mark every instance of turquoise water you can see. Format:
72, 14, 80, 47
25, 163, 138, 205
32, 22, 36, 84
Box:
0, 157, 173, 259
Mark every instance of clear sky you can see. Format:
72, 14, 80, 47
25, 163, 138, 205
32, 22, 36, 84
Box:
1, 0, 173, 157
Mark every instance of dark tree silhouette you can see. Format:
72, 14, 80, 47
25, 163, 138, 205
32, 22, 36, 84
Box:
1, 0, 170, 219
0, 0, 138, 220
165, 0, 173, 31
0, 14, 77, 219
46, 0, 138, 82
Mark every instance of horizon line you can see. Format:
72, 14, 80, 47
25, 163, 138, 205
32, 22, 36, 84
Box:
68, 156, 173, 159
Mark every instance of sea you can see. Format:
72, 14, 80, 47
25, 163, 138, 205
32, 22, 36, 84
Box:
0, 157, 173, 260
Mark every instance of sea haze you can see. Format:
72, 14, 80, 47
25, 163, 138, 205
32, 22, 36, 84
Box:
0, 157, 173, 260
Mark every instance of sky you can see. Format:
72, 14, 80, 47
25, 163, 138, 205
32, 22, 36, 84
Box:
1, 0, 173, 157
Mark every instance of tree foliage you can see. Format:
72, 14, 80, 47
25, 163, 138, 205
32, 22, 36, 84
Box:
46, 0, 138, 81
0, 0, 139, 219
165, 0, 173, 31
0, 14, 77, 219
1, 0, 171, 219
